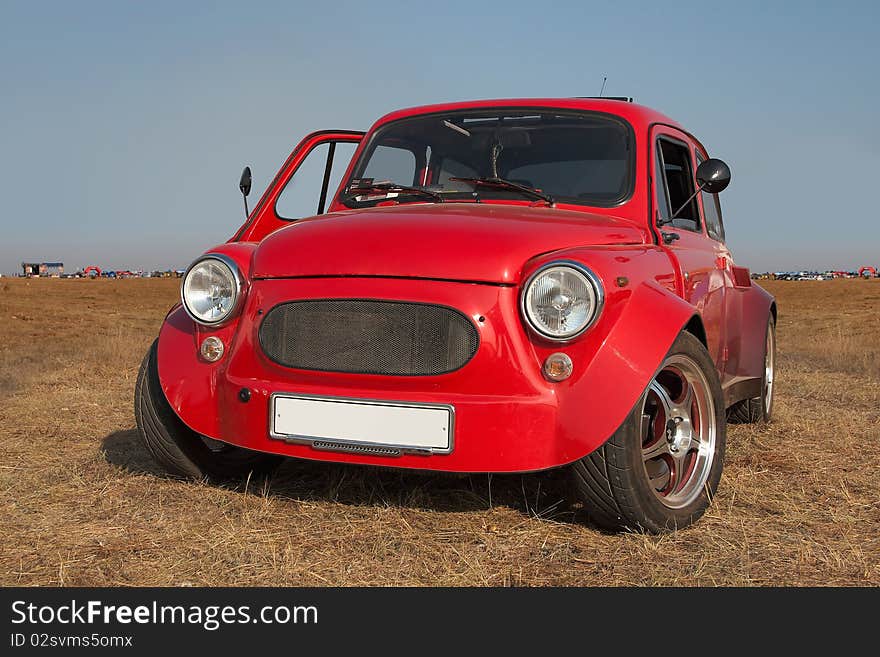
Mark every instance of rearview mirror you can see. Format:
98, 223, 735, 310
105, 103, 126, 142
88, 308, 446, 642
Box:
499, 129, 532, 148
696, 158, 731, 194
239, 166, 252, 197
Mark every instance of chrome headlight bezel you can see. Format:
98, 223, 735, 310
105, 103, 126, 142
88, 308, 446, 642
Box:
520, 260, 604, 341
180, 254, 245, 326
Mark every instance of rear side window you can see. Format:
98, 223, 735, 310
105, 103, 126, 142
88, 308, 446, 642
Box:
657, 138, 700, 232
696, 153, 725, 242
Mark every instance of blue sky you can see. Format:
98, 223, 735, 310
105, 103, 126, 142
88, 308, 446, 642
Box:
1, 0, 878, 274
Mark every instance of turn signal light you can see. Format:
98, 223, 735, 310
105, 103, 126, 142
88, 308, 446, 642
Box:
543, 353, 573, 382
200, 336, 225, 362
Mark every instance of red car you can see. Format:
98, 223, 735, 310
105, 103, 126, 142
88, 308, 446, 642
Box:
136, 98, 776, 532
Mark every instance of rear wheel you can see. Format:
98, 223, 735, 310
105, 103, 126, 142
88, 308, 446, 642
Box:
571, 331, 726, 533
727, 317, 775, 424
134, 340, 282, 480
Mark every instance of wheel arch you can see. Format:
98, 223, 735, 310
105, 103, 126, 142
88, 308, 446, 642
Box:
560, 277, 714, 461
684, 314, 708, 348
734, 282, 777, 383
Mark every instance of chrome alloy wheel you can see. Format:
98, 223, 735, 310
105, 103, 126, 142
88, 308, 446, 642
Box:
640, 354, 717, 509
764, 325, 775, 415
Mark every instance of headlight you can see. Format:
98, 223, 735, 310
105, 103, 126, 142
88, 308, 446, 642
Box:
521, 262, 603, 340
181, 254, 244, 325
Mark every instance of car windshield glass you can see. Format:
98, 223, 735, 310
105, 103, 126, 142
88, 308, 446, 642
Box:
340, 109, 634, 208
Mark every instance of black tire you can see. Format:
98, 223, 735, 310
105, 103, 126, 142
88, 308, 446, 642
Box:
571, 331, 726, 533
727, 317, 776, 424
134, 340, 282, 481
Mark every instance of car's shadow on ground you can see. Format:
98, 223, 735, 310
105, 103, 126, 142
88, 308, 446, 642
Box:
101, 429, 170, 478
101, 429, 581, 522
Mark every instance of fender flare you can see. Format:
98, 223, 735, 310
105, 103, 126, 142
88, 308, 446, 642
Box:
155, 244, 257, 439
724, 282, 775, 403
556, 279, 705, 461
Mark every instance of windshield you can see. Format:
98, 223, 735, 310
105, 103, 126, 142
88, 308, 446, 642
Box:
341, 109, 634, 208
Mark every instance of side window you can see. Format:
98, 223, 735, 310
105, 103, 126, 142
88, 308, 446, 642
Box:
657, 138, 700, 232
276, 141, 358, 220
696, 153, 725, 242
362, 145, 417, 186
654, 148, 671, 220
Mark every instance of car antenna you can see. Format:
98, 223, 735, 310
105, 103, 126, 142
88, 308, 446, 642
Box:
599, 76, 607, 97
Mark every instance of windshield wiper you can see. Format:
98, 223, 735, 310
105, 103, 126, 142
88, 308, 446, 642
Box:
344, 181, 444, 203
449, 177, 555, 206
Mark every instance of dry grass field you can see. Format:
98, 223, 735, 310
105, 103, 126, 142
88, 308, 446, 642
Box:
1, 277, 878, 586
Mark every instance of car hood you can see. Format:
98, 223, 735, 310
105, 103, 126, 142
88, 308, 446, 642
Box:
250, 203, 647, 284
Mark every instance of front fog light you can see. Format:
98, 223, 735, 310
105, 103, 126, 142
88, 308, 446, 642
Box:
200, 336, 225, 362
543, 353, 573, 381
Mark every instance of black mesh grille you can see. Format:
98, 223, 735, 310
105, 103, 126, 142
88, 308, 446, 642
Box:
259, 299, 479, 375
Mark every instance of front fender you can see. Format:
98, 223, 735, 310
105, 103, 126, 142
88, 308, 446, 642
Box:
157, 304, 223, 438
551, 277, 701, 459
156, 243, 258, 439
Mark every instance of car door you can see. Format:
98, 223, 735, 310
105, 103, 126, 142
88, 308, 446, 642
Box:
233, 130, 363, 243
693, 148, 754, 387
651, 126, 728, 372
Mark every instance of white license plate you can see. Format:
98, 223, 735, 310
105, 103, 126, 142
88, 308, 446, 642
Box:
270, 394, 454, 453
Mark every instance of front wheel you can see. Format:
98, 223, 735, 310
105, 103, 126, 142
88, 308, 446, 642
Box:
571, 331, 726, 533
134, 340, 282, 481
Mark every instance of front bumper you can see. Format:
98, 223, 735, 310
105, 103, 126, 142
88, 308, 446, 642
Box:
157, 275, 648, 473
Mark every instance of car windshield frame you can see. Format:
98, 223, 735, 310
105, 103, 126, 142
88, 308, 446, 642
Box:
339, 107, 636, 210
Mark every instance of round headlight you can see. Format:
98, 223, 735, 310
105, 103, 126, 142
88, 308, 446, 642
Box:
181, 255, 242, 325
522, 262, 603, 340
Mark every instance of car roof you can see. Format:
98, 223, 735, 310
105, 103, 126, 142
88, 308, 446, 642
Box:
372, 98, 685, 133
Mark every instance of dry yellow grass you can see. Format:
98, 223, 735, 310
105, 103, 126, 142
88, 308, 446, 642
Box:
1, 277, 878, 586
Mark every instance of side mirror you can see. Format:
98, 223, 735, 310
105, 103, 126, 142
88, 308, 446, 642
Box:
239, 166, 252, 218
696, 158, 731, 194
239, 166, 252, 197
664, 157, 731, 224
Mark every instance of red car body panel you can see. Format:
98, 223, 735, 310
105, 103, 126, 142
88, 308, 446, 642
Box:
251, 204, 649, 283
156, 98, 775, 473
